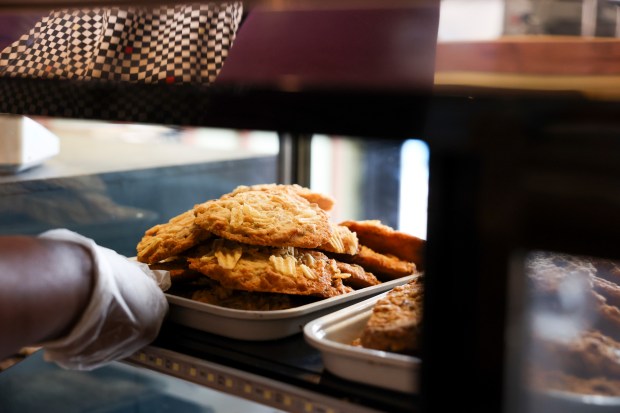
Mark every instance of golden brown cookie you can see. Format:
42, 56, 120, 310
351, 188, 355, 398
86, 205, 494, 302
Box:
318, 276, 355, 298
165, 273, 222, 299
194, 189, 332, 249
137, 209, 211, 264
148, 257, 203, 284
334, 245, 416, 281
191, 286, 297, 311
335, 261, 381, 289
533, 330, 620, 380
187, 239, 339, 297
340, 220, 425, 270
360, 276, 424, 354
229, 183, 335, 211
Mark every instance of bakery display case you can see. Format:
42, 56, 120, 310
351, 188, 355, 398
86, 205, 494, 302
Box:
2, 1, 620, 413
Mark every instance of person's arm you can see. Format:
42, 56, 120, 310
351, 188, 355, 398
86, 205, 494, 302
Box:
0, 236, 94, 360
0, 229, 169, 371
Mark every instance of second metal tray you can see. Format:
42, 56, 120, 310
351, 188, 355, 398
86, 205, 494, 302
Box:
303, 291, 421, 393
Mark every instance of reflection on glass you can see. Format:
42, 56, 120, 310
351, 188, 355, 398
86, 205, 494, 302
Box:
516, 250, 620, 412
504, 0, 619, 37
0, 118, 280, 256
399, 139, 428, 239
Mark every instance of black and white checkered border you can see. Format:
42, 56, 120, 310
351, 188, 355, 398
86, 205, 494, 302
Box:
0, 3, 242, 85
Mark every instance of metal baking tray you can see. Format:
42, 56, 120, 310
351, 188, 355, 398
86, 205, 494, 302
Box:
165, 275, 415, 341
303, 291, 420, 393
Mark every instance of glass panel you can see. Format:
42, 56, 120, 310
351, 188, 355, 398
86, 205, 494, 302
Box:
506, 249, 620, 412
0, 351, 287, 413
0, 117, 279, 256
310, 135, 428, 238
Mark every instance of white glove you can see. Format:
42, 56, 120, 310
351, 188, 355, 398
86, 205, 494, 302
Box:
38, 229, 170, 370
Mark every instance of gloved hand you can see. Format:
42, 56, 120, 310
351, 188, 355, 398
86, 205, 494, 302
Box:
37, 229, 170, 370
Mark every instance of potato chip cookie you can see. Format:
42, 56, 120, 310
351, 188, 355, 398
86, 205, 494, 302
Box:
229, 183, 335, 211
194, 189, 332, 249
318, 224, 359, 255
340, 220, 425, 269
187, 239, 339, 297
137, 209, 211, 264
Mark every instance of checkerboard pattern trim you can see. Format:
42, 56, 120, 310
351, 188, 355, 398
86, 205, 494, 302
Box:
0, 3, 242, 85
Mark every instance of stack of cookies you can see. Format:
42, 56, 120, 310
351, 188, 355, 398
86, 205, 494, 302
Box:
136, 184, 425, 311
526, 251, 620, 396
